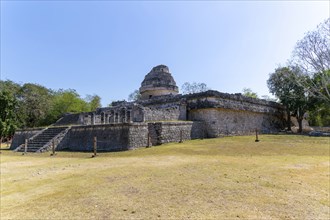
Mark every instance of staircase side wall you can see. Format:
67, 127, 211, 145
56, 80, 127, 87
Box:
10, 128, 44, 150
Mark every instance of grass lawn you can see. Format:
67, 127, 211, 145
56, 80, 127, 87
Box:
1, 135, 329, 219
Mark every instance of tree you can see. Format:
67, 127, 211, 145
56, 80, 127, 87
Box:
1, 80, 104, 128
267, 66, 310, 133
86, 95, 101, 111
48, 89, 90, 122
291, 18, 330, 102
0, 91, 18, 143
18, 83, 53, 128
128, 89, 141, 102
308, 101, 330, 126
292, 18, 330, 74
0, 80, 21, 97
261, 95, 277, 102
181, 82, 209, 95
305, 70, 330, 126
242, 88, 258, 98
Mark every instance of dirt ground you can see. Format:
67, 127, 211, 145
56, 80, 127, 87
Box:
1, 135, 329, 219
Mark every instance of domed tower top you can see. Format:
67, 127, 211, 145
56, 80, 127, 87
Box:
139, 65, 179, 99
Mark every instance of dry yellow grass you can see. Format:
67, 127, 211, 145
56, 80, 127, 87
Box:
1, 135, 329, 219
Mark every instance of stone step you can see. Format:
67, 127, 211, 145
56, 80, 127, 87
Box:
29, 141, 48, 144
29, 142, 53, 145
29, 139, 54, 143
19, 126, 70, 152
18, 148, 40, 152
27, 144, 44, 147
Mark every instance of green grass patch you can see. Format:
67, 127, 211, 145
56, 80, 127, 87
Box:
1, 135, 329, 219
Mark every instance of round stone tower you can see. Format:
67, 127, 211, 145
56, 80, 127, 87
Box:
139, 65, 179, 99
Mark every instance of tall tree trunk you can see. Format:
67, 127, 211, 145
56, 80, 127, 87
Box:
287, 109, 292, 131
297, 117, 303, 133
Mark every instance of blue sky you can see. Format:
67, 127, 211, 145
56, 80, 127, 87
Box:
1, 1, 329, 106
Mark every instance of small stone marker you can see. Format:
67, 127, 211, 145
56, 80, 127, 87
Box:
23, 139, 28, 155
179, 130, 183, 143
50, 139, 56, 156
147, 132, 151, 148
255, 129, 260, 142
92, 136, 97, 157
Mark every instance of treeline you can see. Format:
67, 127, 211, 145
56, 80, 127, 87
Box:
0, 80, 101, 141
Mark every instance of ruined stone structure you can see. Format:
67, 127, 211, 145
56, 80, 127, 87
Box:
140, 65, 179, 99
11, 65, 286, 152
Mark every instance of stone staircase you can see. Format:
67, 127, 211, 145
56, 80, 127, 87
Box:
16, 126, 70, 153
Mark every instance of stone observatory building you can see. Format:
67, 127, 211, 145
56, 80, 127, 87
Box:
140, 65, 179, 99
11, 65, 286, 153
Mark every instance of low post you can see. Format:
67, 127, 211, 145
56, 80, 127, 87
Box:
50, 139, 56, 156
201, 124, 205, 140
23, 139, 28, 155
255, 129, 260, 142
147, 132, 151, 148
179, 130, 183, 143
92, 136, 97, 157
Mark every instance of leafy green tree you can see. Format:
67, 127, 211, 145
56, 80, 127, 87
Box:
18, 83, 53, 128
1, 80, 104, 128
242, 88, 258, 98
267, 67, 310, 132
47, 89, 90, 122
0, 91, 18, 142
86, 94, 102, 111
308, 102, 330, 126
306, 70, 330, 126
261, 95, 277, 102
128, 90, 141, 102
181, 82, 209, 95
0, 80, 21, 97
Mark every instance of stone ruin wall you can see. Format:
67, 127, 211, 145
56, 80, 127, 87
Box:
57, 123, 149, 151
189, 108, 283, 137
186, 91, 285, 137
52, 121, 204, 152
148, 121, 204, 145
141, 88, 178, 99
12, 90, 286, 152
136, 95, 187, 122
143, 104, 186, 122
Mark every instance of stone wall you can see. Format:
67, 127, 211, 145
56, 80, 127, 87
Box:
148, 121, 204, 145
185, 90, 284, 111
128, 123, 149, 148
11, 89, 287, 153
57, 123, 148, 152
54, 113, 82, 126
144, 106, 182, 121
10, 128, 44, 150
55, 121, 204, 151
186, 94, 284, 115
141, 98, 187, 121
188, 108, 284, 137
